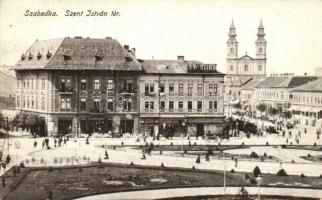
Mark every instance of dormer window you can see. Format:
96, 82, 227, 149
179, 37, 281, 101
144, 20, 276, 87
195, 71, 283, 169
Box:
37, 52, 42, 60
125, 56, 132, 62
46, 51, 52, 59
28, 53, 33, 60
21, 54, 26, 61
63, 55, 72, 61
94, 55, 103, 62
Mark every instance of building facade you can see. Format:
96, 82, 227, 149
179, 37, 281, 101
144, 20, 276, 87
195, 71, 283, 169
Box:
13, 37, 225, 137
138, 58, 225, 137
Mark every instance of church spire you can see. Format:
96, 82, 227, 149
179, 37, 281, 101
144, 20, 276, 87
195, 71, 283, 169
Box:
257, 19, 265, 37
228, 18, 237, 37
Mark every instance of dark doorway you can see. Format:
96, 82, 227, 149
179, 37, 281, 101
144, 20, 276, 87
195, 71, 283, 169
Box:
120, 120, 134, 134
58, 119, 72, 135
196, 124, 204, 137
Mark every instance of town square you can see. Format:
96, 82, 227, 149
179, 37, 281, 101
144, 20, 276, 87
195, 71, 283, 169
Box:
0, 0, 322, 199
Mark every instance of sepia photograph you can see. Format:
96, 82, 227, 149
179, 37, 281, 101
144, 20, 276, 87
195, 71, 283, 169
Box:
0, 0, 322, 199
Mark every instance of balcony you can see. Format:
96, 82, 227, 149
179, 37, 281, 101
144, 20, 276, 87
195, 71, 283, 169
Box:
58, 87, 73, 94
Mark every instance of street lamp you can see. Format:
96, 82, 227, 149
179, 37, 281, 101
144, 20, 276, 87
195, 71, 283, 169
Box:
256, 176, 263, 200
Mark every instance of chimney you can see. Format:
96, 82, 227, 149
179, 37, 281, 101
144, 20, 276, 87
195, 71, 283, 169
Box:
74, 36, 82, 39
177, 55, 184, 62
105, 37, 112, 39
124, 45, 129, 50
131, 48, 136, 57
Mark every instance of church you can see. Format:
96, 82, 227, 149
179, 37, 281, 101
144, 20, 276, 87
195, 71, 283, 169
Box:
224, 20, 267, 113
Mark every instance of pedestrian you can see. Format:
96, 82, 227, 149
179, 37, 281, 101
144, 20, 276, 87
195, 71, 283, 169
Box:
205, 153, 209, 161
235, 157, 238, 167
33, 141, 37, 148
42, 140, 45, 149
195, 154, 200, 164
54, 139, 57, 148
141, 153, 146, 160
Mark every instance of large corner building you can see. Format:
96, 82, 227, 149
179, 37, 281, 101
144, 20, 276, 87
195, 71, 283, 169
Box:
13, 37, 225, 137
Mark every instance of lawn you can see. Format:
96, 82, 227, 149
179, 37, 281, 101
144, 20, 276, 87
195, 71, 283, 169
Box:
2, 163, 322, 200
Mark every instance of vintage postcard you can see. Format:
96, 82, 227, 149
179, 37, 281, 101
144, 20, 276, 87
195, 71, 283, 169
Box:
0, 0, 322, 199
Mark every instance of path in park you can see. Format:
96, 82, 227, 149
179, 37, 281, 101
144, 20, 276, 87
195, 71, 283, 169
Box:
76, 187, 322, 200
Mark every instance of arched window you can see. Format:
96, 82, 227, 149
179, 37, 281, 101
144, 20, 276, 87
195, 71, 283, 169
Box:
258, 65, 262, 71
230, 48, 233, 54
259, 47, 262, 53
244, 65, 248, 71
230, 65, 234, 71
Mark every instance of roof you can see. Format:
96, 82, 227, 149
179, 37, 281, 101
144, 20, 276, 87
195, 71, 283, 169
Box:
225, 76, 253, 87
241, 78, 263, 90
292, 78, 322, 92
256, 76, 318, 89
138, 59, 224, 75
13, 37, 142, 71
239, 54, 253, 60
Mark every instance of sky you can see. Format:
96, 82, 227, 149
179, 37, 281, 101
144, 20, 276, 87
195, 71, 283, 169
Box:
1, 0, 322, 75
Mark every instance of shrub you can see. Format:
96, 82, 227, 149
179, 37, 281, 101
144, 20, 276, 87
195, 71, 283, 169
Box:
276, 169, 288, 176
53, 158, 58, 164
48, 167, 53, 172
301, 173, 306, 178
268, 156, 273, 159
192, 166, 196, 170
170, 142, 173, 146
31, 158, 36, 163
314, 142, 317, 146
250, 151, 259, 158
207, 147, 214, 155
263, 152, 267, 157
161, 163, 164, 168
281, 144, 287, 148
250, 177, 257, 184
291, 159, 295, 163
253, 166, 261, 177
130, 162, 134, 165
184, 150, 187, 154
230, 169, 235, 173
160, 150, 163, 155
78, 168, 83, 172
241, 142, 245, 146
194, 142, 197, 146
20, 162, 25, 168
98, 158, 102, 163
308, 153, 311, 157
260, 157, 264, 162
266, 142, 269, 146
245, 174, 250, 180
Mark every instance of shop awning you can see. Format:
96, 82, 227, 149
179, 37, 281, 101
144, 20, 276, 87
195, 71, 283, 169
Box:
310, 107, 322, 113
289, 105, 300, 111
300, 107, 312, 112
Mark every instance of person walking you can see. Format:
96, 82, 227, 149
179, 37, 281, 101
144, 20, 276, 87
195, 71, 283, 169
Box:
33, 140, 37, 149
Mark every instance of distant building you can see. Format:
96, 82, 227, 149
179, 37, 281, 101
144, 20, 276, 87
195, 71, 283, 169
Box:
13, 37, 225, 137
225, 20, 267, 112
254, 74, 318, 112
290, 78, 322, 120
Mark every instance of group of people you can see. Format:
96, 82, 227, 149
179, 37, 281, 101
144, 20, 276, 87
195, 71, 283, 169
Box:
33, 136, 69, 150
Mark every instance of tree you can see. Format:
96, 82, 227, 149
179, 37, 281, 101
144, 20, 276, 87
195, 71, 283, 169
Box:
233, 102, 242, 110
268, 107, 278, 116
253, 166, 261, 177
256, 103, 267, 115
0, 112, 4, 129
283, 111, 292, 119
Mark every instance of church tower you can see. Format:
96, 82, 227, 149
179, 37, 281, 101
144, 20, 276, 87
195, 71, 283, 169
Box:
227, 20, 238, 74
255, 19, 267, 75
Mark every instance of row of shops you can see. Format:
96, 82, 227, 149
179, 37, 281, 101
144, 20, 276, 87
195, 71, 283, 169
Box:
289, 105, 322, 119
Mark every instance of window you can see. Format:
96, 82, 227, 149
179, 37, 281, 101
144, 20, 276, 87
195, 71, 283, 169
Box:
66, 78, 71, 90
31, 78, 34, 90
160, 101, 165, 110
63, 55, 71, 61
188, 101, 192, 110
41, 96, 45, 110
230, 48, 233, 54
31, 96, 34, 108
61, 98, 66, 110
230, 65, 234, 71
81, 79, 87, 90
178, 101, 183, 109
259, 47, 262, 53
197, 101, 202, 111
149, 83, 154, 93
159, 83, 165, 93
41, 78, 46, 90
66, 98, 71, 110
145, 83, 149, 94
214, 84, 217, 95
123, 100, 132, 111
258, 65, 262, 71
150, 101, 154, 110
209, 84, 213, 94
209, 101, 213, 110
214, 101, 217, 110
107, 101, 114, 111
35, 96, 38, 109
35, 78, 39, 90
17, 80, 20, 88
17, 95, 20, 107
80, 98, 86, 111
123, 79, 133, 92
169, 83, 174, 95
145, 102, 149, 110
27, 79, 30, 89
107, 79, 114, 90
94, 79, 100, 90
244, 65, 248, 71
60, 79, 65, 91
188, 84, 193, 96
144, 83, 154, 94
178, 84, 184, 95
197, 84, 203, 95
23, 79, 26, 89
169, 101, 174, 110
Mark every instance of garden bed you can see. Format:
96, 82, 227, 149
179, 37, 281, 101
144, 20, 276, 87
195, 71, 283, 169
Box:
2, 163, 322, 200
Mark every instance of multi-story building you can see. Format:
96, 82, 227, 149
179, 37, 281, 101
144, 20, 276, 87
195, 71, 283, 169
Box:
290, 78, 322, 120
224, 20, 267, 110
138, 57, 225, 137
254, 74, 318, 112
13, 37, 225, 137
14, 37, 141, 136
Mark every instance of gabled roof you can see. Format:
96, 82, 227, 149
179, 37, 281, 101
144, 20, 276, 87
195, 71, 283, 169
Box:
13, 37, 142, 71
138, 59, 224, 75
239, 54, 253, 60
241, 78, 263, 90
292, 78, 322, 92
225, 76, 253, 87
256, 76, 318, 89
